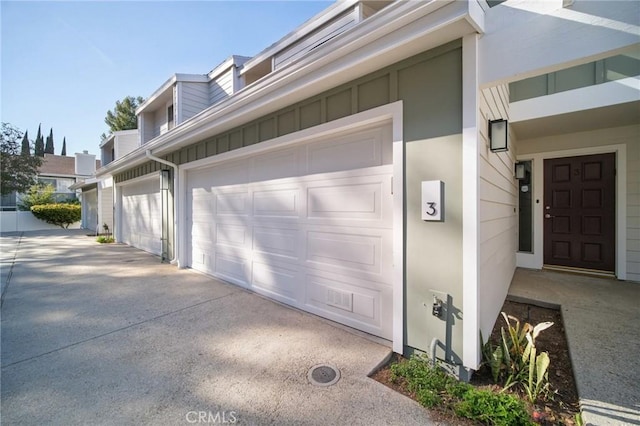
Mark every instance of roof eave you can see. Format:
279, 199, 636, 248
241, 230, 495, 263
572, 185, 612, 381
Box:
100, 0, 480, 178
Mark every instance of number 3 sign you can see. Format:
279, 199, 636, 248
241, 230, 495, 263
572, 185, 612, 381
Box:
421, 180, 444, 221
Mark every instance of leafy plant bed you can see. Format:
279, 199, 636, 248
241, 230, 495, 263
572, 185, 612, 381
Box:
371, 300, 580, 425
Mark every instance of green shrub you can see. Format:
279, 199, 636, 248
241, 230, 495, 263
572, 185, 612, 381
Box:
96, 235, 115, 244
31, 204, 81, 228
18, 184, 55, 211
390, 355, 534, 425
454, 388, 533, 426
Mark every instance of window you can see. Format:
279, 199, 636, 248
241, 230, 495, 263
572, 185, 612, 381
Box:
0, 192, 17, 211
518, 161, 533, 253
167, 104, 174, 129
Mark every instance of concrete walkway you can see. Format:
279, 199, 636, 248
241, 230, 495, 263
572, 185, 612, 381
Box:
509, 268, 640, 426
1, 230, 438, 425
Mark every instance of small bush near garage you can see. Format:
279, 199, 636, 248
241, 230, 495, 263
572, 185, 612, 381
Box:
96, 235, 115, 244
31, 204, 81, 229
388, 354, 532, 425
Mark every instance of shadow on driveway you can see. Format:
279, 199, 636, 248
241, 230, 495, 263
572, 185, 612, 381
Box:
1, 230, 436, 425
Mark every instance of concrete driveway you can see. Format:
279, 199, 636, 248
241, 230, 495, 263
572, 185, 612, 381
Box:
1, 230, 436, 425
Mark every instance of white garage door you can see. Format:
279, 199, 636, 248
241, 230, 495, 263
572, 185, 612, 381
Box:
121, 177, 162, 255
187, 124, 393, 339
83, 188, 98, 231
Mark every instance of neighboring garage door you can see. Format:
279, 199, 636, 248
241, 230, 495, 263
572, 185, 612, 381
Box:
121, 176, 162, 255
83, 188, 98, 231
187, 124, 393, 339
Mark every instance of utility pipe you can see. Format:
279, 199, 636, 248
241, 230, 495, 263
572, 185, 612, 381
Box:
430, 337, 441, 368
145, 150, 178, 264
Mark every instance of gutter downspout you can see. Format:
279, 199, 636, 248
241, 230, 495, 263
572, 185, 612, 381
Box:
145, 150, 178, 264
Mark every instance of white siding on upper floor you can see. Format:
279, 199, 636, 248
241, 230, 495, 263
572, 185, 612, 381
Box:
152, 108, 166, 139
179, 82, 210, 123
115, 133, 139, 159
209, 68, 234, 106
478, 84, 518, 336
140, 113, 154, 145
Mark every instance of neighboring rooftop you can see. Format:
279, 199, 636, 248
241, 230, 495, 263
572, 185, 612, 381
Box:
39, 154, 77, 176
39, 153, 101, 177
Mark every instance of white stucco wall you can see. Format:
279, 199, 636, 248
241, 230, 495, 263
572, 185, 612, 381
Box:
0, 211, 81, 232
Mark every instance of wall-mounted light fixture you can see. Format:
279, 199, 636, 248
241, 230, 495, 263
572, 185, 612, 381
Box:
515, 162, 526, 180
489, 119, 508, 152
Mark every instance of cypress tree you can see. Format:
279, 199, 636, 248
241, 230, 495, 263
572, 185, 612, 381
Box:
61, 137, 67, 156
44, 128, 54, 154
21, 131, 30, 155
34, 124, 44, 156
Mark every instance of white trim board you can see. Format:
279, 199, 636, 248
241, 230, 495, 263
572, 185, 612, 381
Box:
179, 102, 405, 353
462, 34, 480, 369
516, 144, 627, 280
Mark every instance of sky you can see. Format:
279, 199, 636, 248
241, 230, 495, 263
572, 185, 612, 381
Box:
1, 0, 331, 157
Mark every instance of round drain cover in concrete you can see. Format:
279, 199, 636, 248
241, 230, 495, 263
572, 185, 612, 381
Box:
308, 364, 340, 387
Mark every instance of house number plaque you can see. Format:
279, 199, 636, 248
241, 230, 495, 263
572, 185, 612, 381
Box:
421, 180, 444, 221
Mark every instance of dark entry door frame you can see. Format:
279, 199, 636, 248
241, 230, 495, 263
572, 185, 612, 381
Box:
515, 146, 627, 279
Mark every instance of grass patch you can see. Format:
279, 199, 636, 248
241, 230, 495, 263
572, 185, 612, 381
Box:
96, 236, 115, 244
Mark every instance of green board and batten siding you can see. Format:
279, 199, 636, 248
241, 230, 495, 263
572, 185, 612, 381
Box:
115, 40, 465, 358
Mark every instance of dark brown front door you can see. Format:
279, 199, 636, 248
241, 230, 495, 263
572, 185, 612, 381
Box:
544, 153, 615, 272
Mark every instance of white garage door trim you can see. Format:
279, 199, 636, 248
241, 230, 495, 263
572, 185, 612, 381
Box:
179, 102, 404, 352
116, 172, 162, 256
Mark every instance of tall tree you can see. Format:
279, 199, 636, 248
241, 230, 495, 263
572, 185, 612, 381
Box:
61, 137, 67, 156
34, 124, 44, 157
44, 128, 54, 154
0, 123, 44, 196
21, 131, 30, 155
104, 96, 144, 135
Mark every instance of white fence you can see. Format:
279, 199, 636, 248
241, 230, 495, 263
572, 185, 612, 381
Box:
0, 211, 80, 233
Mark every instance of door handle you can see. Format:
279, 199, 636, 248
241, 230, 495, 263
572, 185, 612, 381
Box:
545, 213, 554, 219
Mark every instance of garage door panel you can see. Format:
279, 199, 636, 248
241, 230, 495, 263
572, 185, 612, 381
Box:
306, 231, 380, 272
206, 159, 250, 187
250, 147, 300, 182
306, 127, 387, 174
253, 226, 300, 260
253, 188, 301, 219
304, 226, 392, 282
190, 228, 213, 250
190, 247, 209, 268
251, 260, 299, 303
216, 191, 249, 216
215, 252, 249, 286
304, 272, 391, 337
191, 193, 214, 217
307, 182, 384, 221
215, 223, 249, 249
